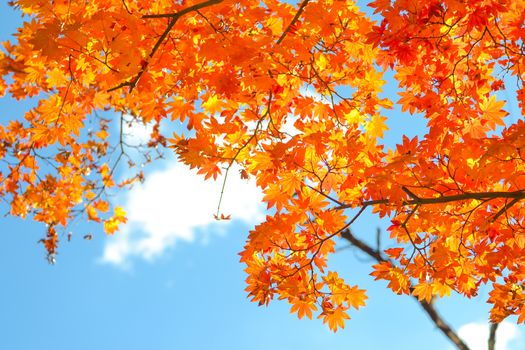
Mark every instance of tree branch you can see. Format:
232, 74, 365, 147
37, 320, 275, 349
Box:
142, 0, 224, 19
340, 229, 385, 262
335, 190, 525, 210
488, 322, 499, 350
340, 228, 471, 350
276, 0, 310, 44
419, 300, 470, 350
108, 0, 224, 92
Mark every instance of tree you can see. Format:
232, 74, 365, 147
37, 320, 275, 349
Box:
0, 0, 524, 348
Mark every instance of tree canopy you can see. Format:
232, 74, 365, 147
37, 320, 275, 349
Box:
1, 0, 525, 340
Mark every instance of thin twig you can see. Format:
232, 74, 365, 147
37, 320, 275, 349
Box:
108, 0, 224, 92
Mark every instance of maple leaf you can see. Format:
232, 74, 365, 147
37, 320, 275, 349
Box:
86, 205, 100, 222
412, 282, 434, 303
46, 68, 69, 87
290, 298, 318, 320
104, 207, 127, 235
3, 0, 525, 341
479, 95, 508, 129
202, 95, 226, 115
213, 213, 231, 220
347, 285, 367, 310
365, 114, 389, 139
197, 161, 222, 180
319, 306, 350, 332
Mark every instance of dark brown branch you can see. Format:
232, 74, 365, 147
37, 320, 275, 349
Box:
492, 197, 520, 222
340, 229, 385, 262
488, 322, 499, 350
340, 228, 471, 350
335, 190, 525, 210
196, 9, 226, 39
142, 0, 224, 19
276, 0, 310, 44
121, 0, 132, 14
402, 186, 420, 199
375, 227, 381, 253
108, 0, 224, 92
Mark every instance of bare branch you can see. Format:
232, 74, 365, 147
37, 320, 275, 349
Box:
340, 229, 385, 262
340, 228, 471, 350
419, 300, 470, 350
488, 322, 499, 350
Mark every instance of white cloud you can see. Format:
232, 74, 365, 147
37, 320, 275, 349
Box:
122, 115, 154, 146
101, 161, 265, 267
457, 321, 522, 350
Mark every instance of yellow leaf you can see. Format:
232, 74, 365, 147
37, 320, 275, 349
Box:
365, 114, 389, 138
319, 306, 350, 332
114, 206, 126, 219
413, 282, 434, 303
46, 68, 69, 87
202, 95, 225, 115
87, 206, 100, 222
480, 95, 508, 127
103, 207, 127, 235
266, 18, 283, 36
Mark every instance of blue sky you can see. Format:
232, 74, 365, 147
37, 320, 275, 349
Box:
0, 2, 524, 350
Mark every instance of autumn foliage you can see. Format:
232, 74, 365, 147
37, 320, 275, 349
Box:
2, 0, 525, 332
